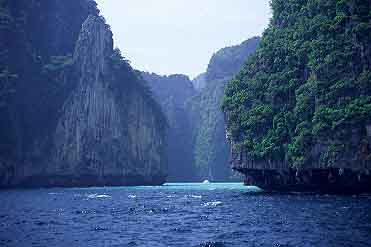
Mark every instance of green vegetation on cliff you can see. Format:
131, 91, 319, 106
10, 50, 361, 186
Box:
223, 0, 371, 168
193, 37, 260, 180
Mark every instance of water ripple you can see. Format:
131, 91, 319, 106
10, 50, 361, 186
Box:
0, 183, 370, 247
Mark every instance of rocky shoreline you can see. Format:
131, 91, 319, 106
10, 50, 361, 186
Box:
237, 168, 371, 194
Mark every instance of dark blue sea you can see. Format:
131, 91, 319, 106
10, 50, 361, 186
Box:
0, 183, 370, 247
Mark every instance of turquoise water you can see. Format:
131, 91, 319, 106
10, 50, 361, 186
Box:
132, 182, 261, 191
0, 183, 370, 246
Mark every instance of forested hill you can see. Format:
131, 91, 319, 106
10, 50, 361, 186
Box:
192, 37, 260, 180
145, 37, 260, 182
223, 0, 371, 170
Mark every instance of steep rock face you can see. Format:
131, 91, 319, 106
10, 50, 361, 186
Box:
193, 37, 260, 180
0, 1, 167, 187
0, 0, 99, 186
49, 16, 167, 186
0, 0, 98, 168
142, 72, 197, 181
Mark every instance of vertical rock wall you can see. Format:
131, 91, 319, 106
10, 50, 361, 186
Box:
0, 3, 167, 188
49, 16, 167, 186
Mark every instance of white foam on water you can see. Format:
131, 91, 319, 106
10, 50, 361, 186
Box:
190, 195, 202, 198
96, 195, 110, 198
87, 193, 111, 199
128, 195, 137, 199
184, 195, 202, 199
202, 201, 222, 207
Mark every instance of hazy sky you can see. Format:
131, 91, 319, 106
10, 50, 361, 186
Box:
95, 0, 272, 78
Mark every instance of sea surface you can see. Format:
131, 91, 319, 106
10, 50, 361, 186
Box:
0, 183, 370, 247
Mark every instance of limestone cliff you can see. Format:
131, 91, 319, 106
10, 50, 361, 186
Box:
142, 72, 197, 181
0, 1, 167, 187
193, 37, 260, 180
48, 16, 167, 186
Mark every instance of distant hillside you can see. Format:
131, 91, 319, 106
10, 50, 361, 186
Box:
192, 73, 206, 91
193, 37, 260, 180
145, 37, 260, 181
142, 72, 197, 181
